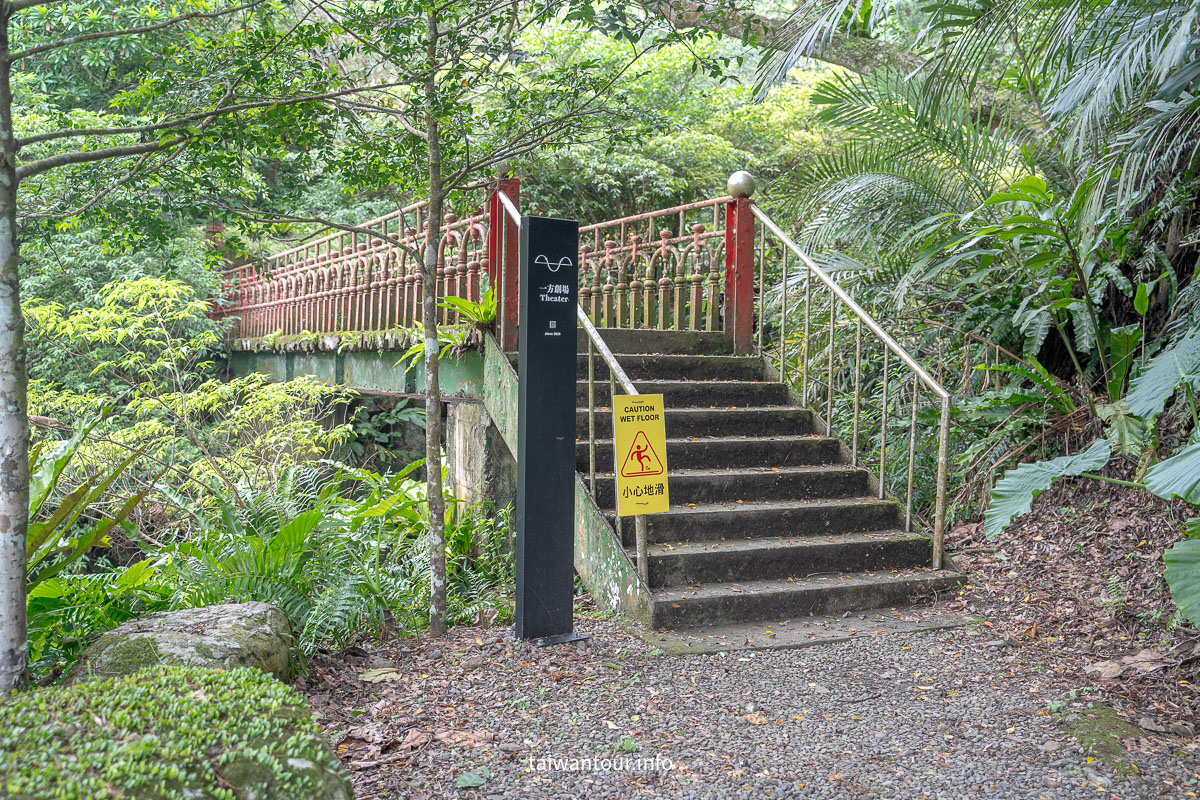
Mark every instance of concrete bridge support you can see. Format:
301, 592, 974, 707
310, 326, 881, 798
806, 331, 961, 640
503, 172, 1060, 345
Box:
446, 400, 515, 513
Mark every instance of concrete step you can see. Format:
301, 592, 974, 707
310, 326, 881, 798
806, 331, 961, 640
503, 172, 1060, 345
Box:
644, 531, 934, 587
642, 606, 967, 655
614, 497, 901, 545
590, 465, 868, 507
577, 353, 765, 382
576, 406, 815, 439
650, 569, 964, 628
577, 328, 733, 355
579, 435, 841, 471
578, 380, 790, 408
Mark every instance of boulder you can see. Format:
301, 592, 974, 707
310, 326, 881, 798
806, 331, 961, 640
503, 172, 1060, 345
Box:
1, 666, 351, 800
69, 601, 291, 683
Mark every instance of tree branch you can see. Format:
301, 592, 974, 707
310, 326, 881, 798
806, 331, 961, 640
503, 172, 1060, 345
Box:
16, 137, 185, 180
8, 0, 268, 63
642, 0, 927, 75
17, 150, 158, 222
17, 82, 402, 149
209, 204, 425, 263
8, 0, 67, 11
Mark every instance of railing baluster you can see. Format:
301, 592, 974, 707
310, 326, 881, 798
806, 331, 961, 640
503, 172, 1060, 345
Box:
933, 398, 951, 569
757, 224, 765, 354
615, 255, 628, 328
852, 318, 862, 466
802, 257, 810, 405
827, 298, 836, 437
879, 347, 889, 500
780, 249, 788, 384
589, 337, 597, 495
690, 225, 704, 330
673, 252, 686, 331
610, 368, 620, 547
602, 257, 615, 328
906, 374, 918, 532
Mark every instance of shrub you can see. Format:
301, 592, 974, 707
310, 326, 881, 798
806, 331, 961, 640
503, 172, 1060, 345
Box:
0, 666, 351, 800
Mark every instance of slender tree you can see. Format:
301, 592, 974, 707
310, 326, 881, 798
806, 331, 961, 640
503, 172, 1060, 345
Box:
0, 0, 390, 693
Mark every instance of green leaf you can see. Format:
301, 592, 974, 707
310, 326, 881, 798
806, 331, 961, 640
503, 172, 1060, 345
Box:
1164, 539, 1200, 628
1144, 442, 1200, 505
1096, 402, 1151, 457
984, 439, 1111, 539
1106, 324, 1142, 402
456, 768, 489, 789
28, 415, 103, 519
267, 511, 323, 559
1134, 283, 1150, 316
1185, 518, 1200, 541
1126, 326, 1200, 417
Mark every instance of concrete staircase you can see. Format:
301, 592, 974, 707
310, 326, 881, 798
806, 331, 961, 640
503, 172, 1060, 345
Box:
575, 328, 963, 636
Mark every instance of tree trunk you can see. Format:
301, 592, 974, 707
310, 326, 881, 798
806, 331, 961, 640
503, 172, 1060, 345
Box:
0, 5, 30, 694
424, 10, 447, 638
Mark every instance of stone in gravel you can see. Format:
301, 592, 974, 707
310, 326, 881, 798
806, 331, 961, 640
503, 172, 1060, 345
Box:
498, 743, 522, 753
1040, 740, 1060, 752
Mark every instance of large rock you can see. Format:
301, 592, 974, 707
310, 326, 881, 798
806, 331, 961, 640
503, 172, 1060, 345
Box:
1, 666, 352, 800
70, 601, 291, 683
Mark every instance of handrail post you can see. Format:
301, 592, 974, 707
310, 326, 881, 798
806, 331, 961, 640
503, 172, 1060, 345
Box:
724, 172, 756, 355
933, 397, 952, 569
488, 177, 520, 351
635, 515, 648, 583
588, 337, 596, 495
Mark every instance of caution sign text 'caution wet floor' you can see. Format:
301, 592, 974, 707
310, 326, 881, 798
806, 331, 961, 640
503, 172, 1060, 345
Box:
612, 393, 669, 516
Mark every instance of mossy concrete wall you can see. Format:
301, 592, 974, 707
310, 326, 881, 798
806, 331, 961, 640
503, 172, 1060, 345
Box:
229, 335, 650, 621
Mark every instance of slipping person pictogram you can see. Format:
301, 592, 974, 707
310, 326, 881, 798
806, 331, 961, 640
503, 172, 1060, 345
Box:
620, 431, 664, 477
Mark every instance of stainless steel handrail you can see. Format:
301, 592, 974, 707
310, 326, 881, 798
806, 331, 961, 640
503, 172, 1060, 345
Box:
751, 207, 948, 400
497, 191, 521, 226
576, 305, 650, 581
495, 191, 521, 348
751, 205, 951, 569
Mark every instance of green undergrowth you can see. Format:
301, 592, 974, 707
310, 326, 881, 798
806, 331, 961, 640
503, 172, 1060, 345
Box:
0, 666, 350, 800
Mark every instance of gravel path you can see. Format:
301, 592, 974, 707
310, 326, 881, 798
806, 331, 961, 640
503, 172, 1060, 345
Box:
304, 616, 1199, 799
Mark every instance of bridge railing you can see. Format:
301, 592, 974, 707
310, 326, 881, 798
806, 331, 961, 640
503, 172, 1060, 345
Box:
214, 202, 488, 340
577, 197, 729, 334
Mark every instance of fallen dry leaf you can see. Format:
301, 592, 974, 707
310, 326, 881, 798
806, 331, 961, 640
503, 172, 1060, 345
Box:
434, 729, 495, 747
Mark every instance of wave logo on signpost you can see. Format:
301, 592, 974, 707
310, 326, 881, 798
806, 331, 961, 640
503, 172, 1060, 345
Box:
535, 254, 573, 273
612, 393, 670, 516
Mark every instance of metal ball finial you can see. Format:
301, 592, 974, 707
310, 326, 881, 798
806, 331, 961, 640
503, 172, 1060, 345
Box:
727, 171, 756, 198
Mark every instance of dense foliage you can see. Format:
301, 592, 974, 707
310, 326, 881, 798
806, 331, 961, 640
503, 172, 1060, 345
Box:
752, 0, 1200, 628
0, 666, 350, 799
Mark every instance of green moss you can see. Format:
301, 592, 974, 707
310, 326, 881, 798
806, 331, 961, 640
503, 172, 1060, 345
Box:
1065, 703, 1144, 775
0, 666, 350, 800
72, 635, 164, 682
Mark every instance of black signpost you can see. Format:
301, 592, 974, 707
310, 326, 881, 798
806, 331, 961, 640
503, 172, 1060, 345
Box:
515, 215, 585, 643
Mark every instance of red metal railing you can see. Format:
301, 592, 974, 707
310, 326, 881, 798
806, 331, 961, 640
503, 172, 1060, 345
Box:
216, 181, 758, 352
215, 202, 488, 339
577, 197, 730, 334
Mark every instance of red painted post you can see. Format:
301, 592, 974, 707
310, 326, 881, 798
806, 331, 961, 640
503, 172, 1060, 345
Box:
487, 178, 521, 351
724, 194, 755, 354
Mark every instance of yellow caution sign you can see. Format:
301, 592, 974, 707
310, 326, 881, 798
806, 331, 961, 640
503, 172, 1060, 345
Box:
612, 393, 670, 516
